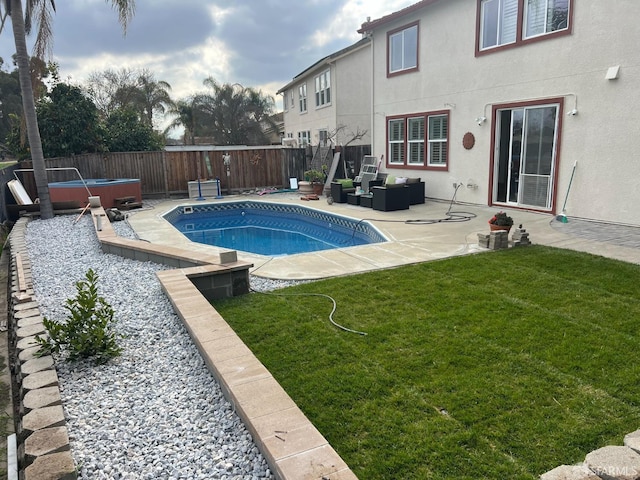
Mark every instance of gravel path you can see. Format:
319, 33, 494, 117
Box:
25, 215, 282, 480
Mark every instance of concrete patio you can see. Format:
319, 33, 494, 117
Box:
127, 193, 640, 280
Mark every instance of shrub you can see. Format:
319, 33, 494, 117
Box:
36, 269, 122, 364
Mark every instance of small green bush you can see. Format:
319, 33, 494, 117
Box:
36, 269, 122, 364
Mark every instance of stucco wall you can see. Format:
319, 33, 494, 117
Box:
368, 0, 640, 226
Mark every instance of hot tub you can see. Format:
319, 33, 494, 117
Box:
48, 178, 142, 208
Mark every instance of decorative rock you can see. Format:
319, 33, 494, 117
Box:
23, 426, 70, 459
540, 464, 601, 480
625, 430, 640, 455
16, 323, 46, 340
23, 451, 76, 480
19, 346, 42, 363
22, 405, 66, 434
21, 356, 54, 375
23, 387, 62, 411
21, 370, 59, 392
584, 445, 640, 480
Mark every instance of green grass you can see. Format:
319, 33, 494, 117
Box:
215, 246, 640, 479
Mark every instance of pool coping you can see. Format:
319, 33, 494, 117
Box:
90, 206, 358, 479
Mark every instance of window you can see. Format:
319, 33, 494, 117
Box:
478, 0, 571, 53
407, 117, 425, 165
480, 0, 517, 49
428, 115, 448, 166
388, 119, 405, 164
283, 90, 288, 110
315, 70, 331, 107
298, 130, 311, 147
290, 90, 294, 110
388, 23, 418, 75
387, 112, 449, 169
524, 0, 569, 38
298, 84, 307, 112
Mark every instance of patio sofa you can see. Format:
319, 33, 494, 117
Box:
331, 178, 385, 203
371, 184, 411, 211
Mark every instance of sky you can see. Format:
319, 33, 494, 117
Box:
0, 0, 417, 125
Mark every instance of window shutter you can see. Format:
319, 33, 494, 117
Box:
500, 0, 518, 44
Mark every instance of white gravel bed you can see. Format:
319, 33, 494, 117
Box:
24, 215, 279, 480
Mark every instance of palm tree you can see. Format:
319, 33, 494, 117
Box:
135, 70, 173, 128
200, 78, 277, 146
165, 97, 205, 145
3, 0, 135, 219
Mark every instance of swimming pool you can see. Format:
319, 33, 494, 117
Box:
163, 201, 387, 256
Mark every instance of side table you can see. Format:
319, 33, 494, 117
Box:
360, 193, 373, 208
347, 193, 361, 205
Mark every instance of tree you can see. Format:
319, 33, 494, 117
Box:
104, 107, 163, 152
198, 78, 277, 146
85, 68, 172, 130
0, 61, 22, 142
165, 97, 205, 145
36, 82, 103, 157
131, 69, 172, 128
1, 0, 135, 219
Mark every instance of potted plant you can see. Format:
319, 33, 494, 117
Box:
488, 211, 514, 232
304, 168, 326, 194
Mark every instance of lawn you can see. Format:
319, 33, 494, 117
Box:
215, 246, 640, 480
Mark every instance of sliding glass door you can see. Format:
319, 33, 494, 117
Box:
494, 104, 559, 209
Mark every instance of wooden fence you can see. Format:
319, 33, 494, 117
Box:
16, 144, 372, 201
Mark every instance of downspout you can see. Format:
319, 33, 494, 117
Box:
369, 31, 375, 155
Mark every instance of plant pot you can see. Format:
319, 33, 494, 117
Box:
489, 224, 512, 233
312, 183, 324, 195
298, 181, 314, 195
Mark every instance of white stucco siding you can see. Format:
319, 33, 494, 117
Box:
368, 0, 640, 225
334, 45, 372, 146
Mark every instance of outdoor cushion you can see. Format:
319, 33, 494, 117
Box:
337, 178, 354, 188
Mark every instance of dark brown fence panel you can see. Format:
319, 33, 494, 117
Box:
102, 151, 167, 196
16, 146, 314, 200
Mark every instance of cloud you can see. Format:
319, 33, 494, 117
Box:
0, 0, 418, 111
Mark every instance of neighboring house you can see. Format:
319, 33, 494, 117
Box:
358, 0, 640, 226
278, 37, 372, 149
262, 112, 285, 145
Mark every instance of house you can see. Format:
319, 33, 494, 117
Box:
278, 37, 372, 149
356, 0, 640, 226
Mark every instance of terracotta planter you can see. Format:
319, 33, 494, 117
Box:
489, 223, 512, 233
312, 183, 324, 195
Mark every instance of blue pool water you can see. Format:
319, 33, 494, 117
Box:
163, 201, 386, 256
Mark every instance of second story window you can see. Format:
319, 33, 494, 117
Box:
478, 0, 572, 53
299, 84, 307, 112
388, 22, 418, 75
480, 0, 517, 49
524, 0, 569, 39
315, 70, 331, 107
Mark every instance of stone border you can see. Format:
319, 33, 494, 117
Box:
7, 208, 358, 479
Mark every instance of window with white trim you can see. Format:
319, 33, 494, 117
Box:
388, 23, 418, 74
283, 91, 288, 110
388, 119, 405, 165
315, 70, 331, 107
524, 0, 569, 38
480, 0, 517, 49
479, 0, 571, 51
387, 112, 449, 168
297, 130, 311, 147
407, 117, 425, 165
428, 115, 448, 166
298, 84, 307, 112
